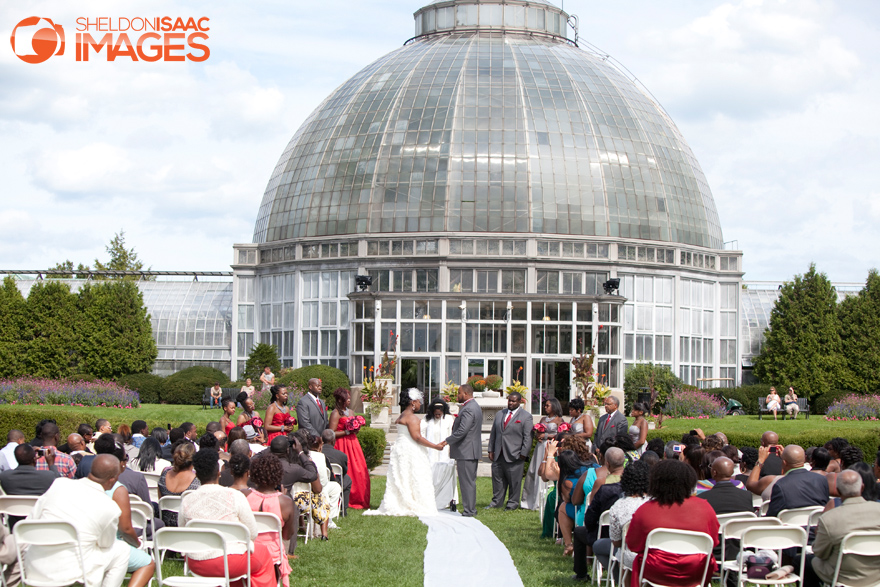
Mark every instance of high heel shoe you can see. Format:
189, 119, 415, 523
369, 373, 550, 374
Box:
320, 535, 329, 541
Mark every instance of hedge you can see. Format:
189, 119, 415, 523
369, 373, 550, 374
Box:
645, 427, 880, 464
278, 365, 350, 410
707, 384, 773, 415
117, 373, 165, 404
163, 367, 230, 405
0, 406, 174, 442
356, 427, 386, 470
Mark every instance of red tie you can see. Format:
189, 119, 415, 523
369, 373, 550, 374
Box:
503, 411, 513, 428
604, 415, 610, 431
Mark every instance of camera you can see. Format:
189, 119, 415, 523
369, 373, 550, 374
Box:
672, 445, 683, 454
769, 446, 778, 455
35, 448, 44, 457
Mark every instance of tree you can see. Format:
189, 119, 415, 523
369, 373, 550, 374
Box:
23, 281, 80, 378
77, 281, 158, 379
241, 343, 281, 383
48, 260, 91, 278
623, 362, 684, 414
753, 264, 846, 398
838, 269, 880, 392
93, 230, 153, 280
0, 277, 27, 377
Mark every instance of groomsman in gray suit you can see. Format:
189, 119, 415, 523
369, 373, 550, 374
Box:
445, 384, 482, 517
487, 392, 533, 510
296, 378, 328, 436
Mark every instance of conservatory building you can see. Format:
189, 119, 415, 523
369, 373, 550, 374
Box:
230, 0, 744, 411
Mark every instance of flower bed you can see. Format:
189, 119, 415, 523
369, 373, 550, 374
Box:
824, 395, 880, 421
663, 389, 726, 419
0, 377, 140, 408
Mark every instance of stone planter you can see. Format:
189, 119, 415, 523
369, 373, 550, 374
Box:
364, 402, 391, 429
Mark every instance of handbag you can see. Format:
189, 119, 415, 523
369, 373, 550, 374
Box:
745, 555, 773, 580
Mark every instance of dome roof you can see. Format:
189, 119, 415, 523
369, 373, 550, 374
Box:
254, 1, 723, 249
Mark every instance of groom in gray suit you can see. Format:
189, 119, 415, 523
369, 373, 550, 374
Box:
445, 384, 482, 517
487, 392, 532, 510
296, 378, 328, 436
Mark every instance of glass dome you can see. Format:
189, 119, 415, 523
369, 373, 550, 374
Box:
253, 0, 723, 249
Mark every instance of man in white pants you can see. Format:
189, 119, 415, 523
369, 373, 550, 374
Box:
25, 454, 130, 587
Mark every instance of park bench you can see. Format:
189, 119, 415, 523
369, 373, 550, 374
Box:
758, 397, 810, 420
202, 387, 242, 409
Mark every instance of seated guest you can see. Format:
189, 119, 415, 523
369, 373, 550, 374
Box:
823, 461, 877, 512
0, 429, 25, 472
735, 447, 758, 485
664, 440, 684, 460
626, 459, 720, 587
181, 422, 199, 448
639, 450, 659, 468
179, 448, 274, 587
575, 448, 625, 559
613, 434, 641, 466
582, 461, 651, 583
0, 444, 61, 499
130, 420, 149, 448
698, 457, 753, 515
308, 433, 343, 523
645, 438, 665, 458
321, 429, 351, 513
34, 423, 76, 478
100, 437, 156, 587
270, 435, 318, 495
29, 419, 55, 447
245, 452, 297, 582
800, 470, 880, 587
290, 430, 330, 540
90, 419, 113, 451
682, 445, 706, 486
118, 424, 139, 461
227, 426, 247, 449
158, 441, 200, 526
228, 453, 251, 493
131, 437, 171, 473
220, 440, 253, 487
720, 444, 741, 475
696, 451, 745, 494
765, 445, 829, 518
809, 447, 833, 478
759, 431, 784, 477
555, 450, 591, 556
26, 455, 130, 587
62, 433, 90, 458
78, 423, 95, 451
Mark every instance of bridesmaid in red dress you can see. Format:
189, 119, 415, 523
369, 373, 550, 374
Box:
329, 388, 371, 509
264, 386, 297, 445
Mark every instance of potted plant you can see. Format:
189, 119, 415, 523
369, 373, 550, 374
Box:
441, 380, 460, 414
360, 367, 391, 421
466, 375, 487, 392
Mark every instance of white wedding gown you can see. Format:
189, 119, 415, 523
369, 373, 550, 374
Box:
365, 424, 439, 517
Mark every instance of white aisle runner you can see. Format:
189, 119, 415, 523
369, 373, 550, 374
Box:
419, 511, 524, 587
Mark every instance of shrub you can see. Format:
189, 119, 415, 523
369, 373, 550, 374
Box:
117, 373, 165, 404
623, 363, 683, 414
0, 377, 139, 408
163, 366, 230, 405
465, 375, 487, 391
0, 406, 107, 442
812, 389, 855, 415
241, 343, 281, 383
824, 395, 880, 421
485, 374, 503, 391
357, 427, 386, 470
663, 389, 727, 419
277, 365, 350, 409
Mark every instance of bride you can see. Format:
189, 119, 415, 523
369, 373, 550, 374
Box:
365, 388, 446, 517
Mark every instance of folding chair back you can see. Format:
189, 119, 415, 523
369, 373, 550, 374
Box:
142, 471, 161, 486
716, 511, 756, 524
718, 517, 784, 584
638, 529, 714, 587
14, 519, 88, 587
329, 463, 345, 517
0, 495, 39, 519
807, 509, 823, 531
592, 509, 614, 584
737, 526, 807, 587
128, 507, 151, 552
759, 500, 770, 516
777, 506, 823, 526
159, 495, 183, 522
154, 527, 228, 587
831, 531, 880, 587
254, 512, 284, 587
185, 520, 251, 583
330, 462, 343, 481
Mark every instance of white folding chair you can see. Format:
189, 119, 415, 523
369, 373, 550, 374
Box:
615, 520, 632, 587
154, 527, 228, 587
129, 494, 143, 502
759, 500, 771, 516
735, 525, 807, 587
14, 519, 88, 587
830, 530, 880, 587
185, 520, 251, 585
752, 492, 764, 511
130, 500, 156, 545
254, 512, 285, 587
592, 509, 613, 584
159, 495, 183, 525
0, 495, 39, 528
637, 528, 714, 587
292, 485, 315, 544
778, 506, 824, 526
181, 489, 198, 499
717, 511, 756, 524
129, 507, 151, 551
718, 517, 784, 585
330, 462, 346, 516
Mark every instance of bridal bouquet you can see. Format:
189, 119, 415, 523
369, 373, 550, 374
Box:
283, 414, 297, 427
533, 423, 546, 433
558, 422, 571, 433
345, 415, 366, 432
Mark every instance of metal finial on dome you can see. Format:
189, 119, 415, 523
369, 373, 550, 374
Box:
413, 0, 572, 42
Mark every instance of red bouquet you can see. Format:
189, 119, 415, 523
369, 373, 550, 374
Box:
283, 414, 297, 427
345, 415, 366, 432
558, 422, 571, 433
533, 423, 546, 433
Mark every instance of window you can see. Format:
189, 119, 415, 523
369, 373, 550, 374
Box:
370, 269, 438, 293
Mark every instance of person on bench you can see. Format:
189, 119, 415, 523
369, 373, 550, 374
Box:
784, 387, 799, 420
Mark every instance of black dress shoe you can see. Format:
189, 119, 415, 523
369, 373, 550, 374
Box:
504, 506, 519, 511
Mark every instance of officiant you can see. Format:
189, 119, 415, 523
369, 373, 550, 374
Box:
421, 399, 458, 509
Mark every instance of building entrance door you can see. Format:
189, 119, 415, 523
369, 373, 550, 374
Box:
400, 357, 439, 411
531, 359, 571, 415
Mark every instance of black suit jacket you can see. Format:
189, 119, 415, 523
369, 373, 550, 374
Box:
760, 454, 783, 477
584, 482, 623, 545
698, 480, 754, 515
766, 467, 829, 518
0, 465, 60, 496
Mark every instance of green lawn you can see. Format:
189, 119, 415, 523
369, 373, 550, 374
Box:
647, 414, 880, 437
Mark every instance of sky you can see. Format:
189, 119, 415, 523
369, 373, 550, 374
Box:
1, 0, 878, 283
